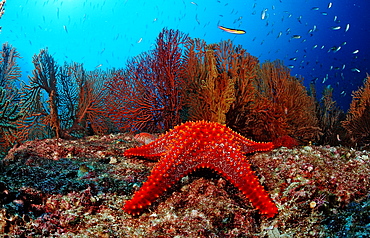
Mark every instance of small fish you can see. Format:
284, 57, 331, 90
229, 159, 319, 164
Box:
137, 38, 142, 43
261, 8, 268, 20
95, 64, 103, 68
313, 44, 318, 49
322, 74, 329, 84
352, 49, 359, 54
292, 35, 301, 39
331, 26, 341, 30
321, 12, 328, 16
351, 68, 360, 73
297, 15, 302, 24
345, 23, 350, 32
334, 46, 341, 52
190, 1, 198, 6
218, 25, 246, 34
329, 46, 341, 53
288, 65, 294, 69
311, 7, 319, 10
277, 31, 282, 38
328, 2, 333, 9
289, 57, 297, 61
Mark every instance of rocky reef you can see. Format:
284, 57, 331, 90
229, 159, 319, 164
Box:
0, 134, 369, 237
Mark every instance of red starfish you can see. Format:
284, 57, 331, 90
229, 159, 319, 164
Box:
123, 120, 278, 218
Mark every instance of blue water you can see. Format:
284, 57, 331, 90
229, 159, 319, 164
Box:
1, 0, 369, 111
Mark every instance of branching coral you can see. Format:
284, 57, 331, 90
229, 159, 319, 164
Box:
23, 50, 112, 140
0, 87, 20, 129
0, 43, 20, 89
24, 48, 62, 138
58, 63, 113, 137
105, 28, 189, 133
316, 85, 345, 146
249, 60, 320, 143
182, 39, 238, 124
74, 67, 114, 135
181, 39, 317, 144
342, 75, 370, 148
0, 43, 23, 155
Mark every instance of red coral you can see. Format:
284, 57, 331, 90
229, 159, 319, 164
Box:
104, 28, 189, 133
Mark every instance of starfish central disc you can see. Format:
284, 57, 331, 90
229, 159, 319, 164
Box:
123, 120, 278, 218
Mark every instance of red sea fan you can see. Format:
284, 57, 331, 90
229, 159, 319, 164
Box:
104, 28, 189, 133
342, 75, 370, 148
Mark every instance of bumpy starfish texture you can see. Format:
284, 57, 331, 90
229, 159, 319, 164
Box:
123, 120, 278, 218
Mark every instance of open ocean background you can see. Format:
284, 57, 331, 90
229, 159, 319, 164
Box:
1, 0, 369, 111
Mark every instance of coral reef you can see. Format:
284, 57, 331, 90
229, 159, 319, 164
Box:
0, 27, 369, 236
0, 29, 326, 155
342, 75, 370, 148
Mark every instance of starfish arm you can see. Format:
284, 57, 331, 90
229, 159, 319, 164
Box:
124, 145, 165, 159
207, 150, 278, 218
238, 140, 274, 154
123, 152, 196, 215
124, 132, 174, 158
124, 123, 190, 158
231, 130, 274, 154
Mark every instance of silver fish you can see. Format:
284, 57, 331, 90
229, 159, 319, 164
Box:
261, 8, 268, 20
345, 23, 350, 32
331, 26, 341, 30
